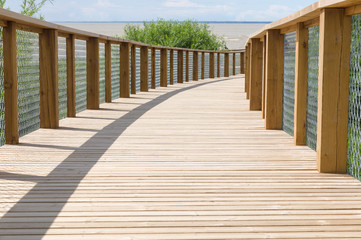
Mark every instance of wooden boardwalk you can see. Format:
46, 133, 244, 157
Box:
1, 76, 361, 239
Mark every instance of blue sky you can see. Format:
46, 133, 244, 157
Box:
5, 0, 317, 22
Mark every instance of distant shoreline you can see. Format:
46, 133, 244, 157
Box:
54, 21, 271, 24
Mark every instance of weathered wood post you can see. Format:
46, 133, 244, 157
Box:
193, 51, 198, 81
245, 43, 250, 99
86, 37, 100, 109
160, 48, 168, 87
262, 36, 267, 119
209, 52, 215, 78
240, 52, 245, 74
217, 52, 220, 78
233, 53, 236, 75
140, 46, 149, 92
105, 41, 112, 102
119, 42, 130, 98
224, 52, 229, 77
249, 38, 263, 111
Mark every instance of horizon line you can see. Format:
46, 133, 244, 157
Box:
54, 21, 271, 24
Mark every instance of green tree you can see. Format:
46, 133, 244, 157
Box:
0, 0, 53, 19
123, 19, 226, 51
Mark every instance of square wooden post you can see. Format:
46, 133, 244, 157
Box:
193, 51, 198, 81
217, 52, 220, 78
119, 42, 130, 98
105, 41, 112, 102
66, 34, 76, 117
151, 48, 156, 89
249, 38, 263, 111
240, 52, 245, 74
233, 53, 236, 75
140, 46, 148, 92
39, 29, 59, 128
185, 51, 189, 82
294, 23, 309, 145
245, 43, 250, 99
209, 52, 215, 78
262, 35, 267, 119
3, 22, 19, 144
86, 37, 100, 109
160, 48, 168, 87
317, 9, 351, 173
177, 50, 184, 83
225, 53, 229, 77
170, 50, 174, 85
201, 52, 205, 79
265, 29, 284, 130
130, 45, 136, 94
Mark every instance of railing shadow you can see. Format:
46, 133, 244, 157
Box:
0, 78, 230, 238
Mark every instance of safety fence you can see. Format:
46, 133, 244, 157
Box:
245, 0, 361, 178
0, 8, 244, 148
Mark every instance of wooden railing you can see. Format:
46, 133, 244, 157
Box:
0, 8, 245, 146
245, 0, 361, 174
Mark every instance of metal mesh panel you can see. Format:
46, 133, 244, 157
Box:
129, 47, 132, 94
235, 53, 241, 75
205, 53, 209, 79
0, 27, 4, 146
229, 54, 233, 76
220, 54, 224, 77
183, 53, 186, 82
167, 51, 170, 85
99, 43, 105, 104
174, 51, 178, 83
189, 52, 193, 81
214, 54, 218, 77
17, 30, 40, 137
347, 14, 361, 180
306, 26, 320, 151
135, 48, 140, 92
58, 37, 67, 120
148, 49, 152, 89
198, 54, 202, 79
111, 44, 120, 100
282, 32, 296, 136
156, 50, 161, 87
75, 40, 87, 113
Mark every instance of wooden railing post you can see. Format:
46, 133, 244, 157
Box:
86, 37, 100, 109
201, 52, 205, 79
151, 48, 156, 89
170, 50, 174, 85
265, 29, 284, 130
39, 29, 59, 128
233, 53, 236, 75
105, 41, 112, 102
66, 34, 76, 116
249, 38, 263, 111
294, 23, 309, 145
193, 51, 198, 81
209, 52, 215, 78
130, 45, 136, 94
186, 51, 189, 82
177, 50, 184, 83
160, 48, 168, 87
317, 9, 351, 173
3, 21, 19, 144
225, 53, 229, 77
240, 52, 245, 74
140, 46, 148, 92
119, 42, 130, 98
245, 43, 250, 99
262, 36, 267, 119
217, 52, 220, 78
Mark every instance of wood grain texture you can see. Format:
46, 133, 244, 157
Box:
170, 50, 174, 85
317, 9, 351, 173
262, 36, 267, 119
86, 37, 100, 109
245, 44, 250, 100
119, 42, 130, 98
3, 21, 19, 144
66, 35, 76, 116
249, 38, 263, 111
193, 51, 198, 81
131, 45, 136, 94
233, 53, 236, 75
140, 46, 149, 92
217, 53, 220, 78
1, 76, 361, 239
294, 23, 308, 146
39, 29, 59, 128
177, 50, 184, 84
209, 52, 215, 78
105, 41, 112, 103
160, 49, 167, 87
240, 52, 245, 74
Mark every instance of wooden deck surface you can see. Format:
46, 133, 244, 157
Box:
1, 76, 361, 239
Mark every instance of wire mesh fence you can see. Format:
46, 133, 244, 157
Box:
136, 47, 140, 92
189, 52, 193, 81
220, 54, 225, 77
229, 53, 233, 76
174, 51, 178, 83
198, 54, 202, 80
75, 39, 87, 113
167, 51, 170, 85
99, 43, 106, 103
235, 53, 241, 75
156, 50, 161, 87
282, 32, 296, 136
0, 27, 4, 146
214, 53, 218, 77
205, 53, 209, 79
148, 49, 152, 89
348, 14, 361, 180
111, 44, 120, 100
58, 37, 67, 120
17, 30, 40, 138
306, 26, 320, 151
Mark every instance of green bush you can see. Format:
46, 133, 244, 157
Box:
123, 19, 225, 51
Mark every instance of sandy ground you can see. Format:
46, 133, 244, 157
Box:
58, 22, 266, 50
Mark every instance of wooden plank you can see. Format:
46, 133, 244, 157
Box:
225, 53, 230, 77
185, 51, 189, 82
86, 37, 100, 109
105, 41, 112, 103
160, 49, 167, 87
265, 29, 284, 130
201, 52, 205, 79
280, 24, 297, 34
317, 9, 351, 173
262, 36, 267, 119
170, 50, 174, 85
39, 29, 59, 128
240, 52, 245, 74
294, 23, 308, 145
217, 53, 220, 78
249, 38, 263, 111
209, 52, 215, 78
131, 45, 136, 94
177, 50, 184, 83
3, 21, 19, 144
246, 44, 251, 99
151, 48, 156, 89
193, 51, 198, 81
119, 42, 130, 98
140, 46, 149, 92
304, 17, 320, 28
66, 35, 76, 117
233, 53, 236, 75
345, 3, 361, 15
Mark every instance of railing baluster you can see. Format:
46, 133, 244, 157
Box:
233, 53, 236, 75
105, 41, 112, 102
160, 48, 167, 87
224, 52, 229, 77
119, 42, 130, 98
249, 38, 263, 111
86, 37, 100, 109
241, 52, 245, 74
177, 50, 183, 83
245, 43, 250, 99
217, 52, 220, 78
209, 52, 215, 78
140, 46, 148, 92
262, 36, 267, 119
193, 51, 198, 81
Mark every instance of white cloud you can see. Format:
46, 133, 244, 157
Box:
236, 4, 293, 21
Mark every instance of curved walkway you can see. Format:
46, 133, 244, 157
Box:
1, 76, 361, 239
